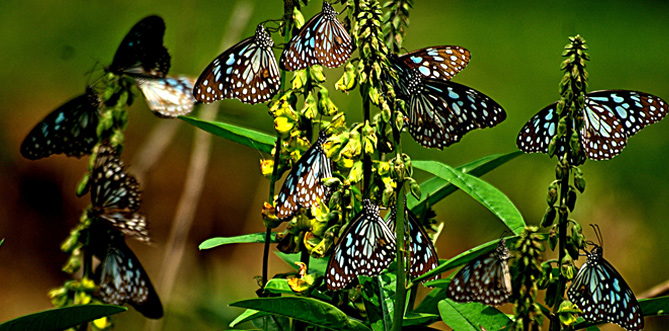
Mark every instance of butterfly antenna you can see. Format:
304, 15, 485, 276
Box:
589, 224, 603, 247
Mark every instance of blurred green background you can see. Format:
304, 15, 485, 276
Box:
1, 0, 668, 330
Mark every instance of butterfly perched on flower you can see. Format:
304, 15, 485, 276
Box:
108, 15, 171, 78
326, 199, 397, 290
21, 89, 101, 160
194, 24, 280, 105
397, 46, 471, 81
386, 203, 440, 280
88, 224, 163, 319
89, 142, 151, 243
135, 76, 197, 118
517, 90, 668, 160
388, 54, 506, 149
567, 225, 643, 330
447, 238, 512, 306
275, 131, 333, 220
280, 1, 353, 71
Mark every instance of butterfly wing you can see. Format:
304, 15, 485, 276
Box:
406, 211, 440, 280
194, 24, 280, 104
399, 46, 471, 81
567, 248, 643, 330
326, 200, 396, 290
135, 76, 197, 118
98, 212, 151, 244
275, 133, 333, 220
21, 90, 100, 160
109, 15, 170, 77
516, 101, 565, 155
447, 240, 511, 306
280, 2, 352, 71
94, 233, 163, 319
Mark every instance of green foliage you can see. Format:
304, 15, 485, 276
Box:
0, 305, 126, 331
180, 116, 276, 154
199, 233, 278, 250
437, 299, 513, 330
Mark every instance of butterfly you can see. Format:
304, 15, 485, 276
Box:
326, 199, 397, 290
567, 225, 643, 330
279, 1, 353, 71
517, 90, 668, 160
21, 89, 101, 160
389, 54, 506, 149
134, 76, 197, 118
275, 131, 333, 220
89, 225, 163, 319
89, 142, 151, 243
108, 15, 171, 78
194, 24, 280, 105
386, 204, 440, 280
446, 238, 512, 306
398, 46, 471, 81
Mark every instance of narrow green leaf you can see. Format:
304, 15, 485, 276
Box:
438, 299, 513, 331
413, 288, 447, 315
402, 312, 440, 326
413, 160, 525, 235
230, 297, 371, 331
0, 305, 126, 331
274, 251, 328, 276
0, 238, 4, 247
199, 233, 277, 250
229, 309, 270, 327
409, 151, 522, 215
180, 116, 275, 154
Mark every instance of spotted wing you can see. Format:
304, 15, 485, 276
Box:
280, 2, 352, 71
21, 90, 100, 160
93, 231, 163, 319
135, 76, 197, 118
386, 207, 440, 280
567, 248, 643, 330
447, 240, 512, 306
275, 132, 333, 220
193, 25, 280, 104
399, 46, 470, 81
326, 200, 396, 290
516, 102, 565, 155
109, 15, 170, 77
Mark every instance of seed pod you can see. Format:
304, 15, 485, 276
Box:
566, 188, 577, 211
541, 206, 557, 228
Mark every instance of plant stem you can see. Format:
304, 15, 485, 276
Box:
363, 95, 372, 197
550, 159, 570, 330
393, 187, 406, 331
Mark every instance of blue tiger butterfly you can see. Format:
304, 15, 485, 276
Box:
446, 238, 512, 306
398, 46, 471, 82
194, 24, 280, 105
280, 1, 353, 71
389, 53, 506, 149
517, 90, 668, 160
326, 199, 396, 290
275, 131, 333, 220
567, 225, 643, 330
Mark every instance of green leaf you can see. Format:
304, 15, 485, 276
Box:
180, 116, 276, 154
413, 160, 525, 235
263, 279, 294, 295
0, 305, 126, 331
409, 151, 522, 216
402, 312, 440, 326
275, 251, 328, 276
199, 233, 277, 250
229, 309, 270, 328
573, 296, 669, 329
413, 288, 448, 315
437, 299, 513, 331
359, 274, 396, 330
230, 297, 371, 331
0, 238, 4, 247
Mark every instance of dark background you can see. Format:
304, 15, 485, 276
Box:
1, 0, 668, 329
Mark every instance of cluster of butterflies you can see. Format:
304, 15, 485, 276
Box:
85, 142, 163, 318
21, 15, 197, 160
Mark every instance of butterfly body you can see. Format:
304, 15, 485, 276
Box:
447, 239, 512, 306
194, 24, 280, 104
280, 1, 352, 71
89, 225, 162, 319
386, 206, 440, 280
389, 54, 506, 149
326, 199, 397, 290
90, 143, 150, 243
275, 131, 333, 220
517, 90, 668, 160
567, 245, 643, 330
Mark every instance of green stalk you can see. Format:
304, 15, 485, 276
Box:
363, 95, 372, 197
392, 123, 406, 331
550, 158, 570, 330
